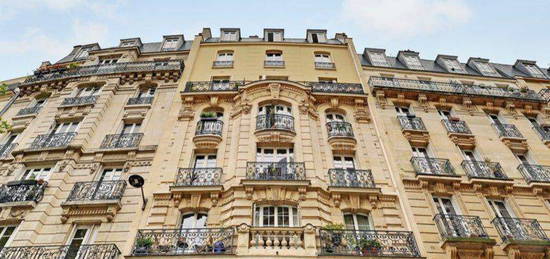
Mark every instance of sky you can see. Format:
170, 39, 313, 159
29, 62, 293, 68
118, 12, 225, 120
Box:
0, 0, 549, 80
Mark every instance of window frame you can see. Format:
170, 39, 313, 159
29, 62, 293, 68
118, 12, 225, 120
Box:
179, 212, 208, 229
343, 213, 372, 231
254, 205, 299, 227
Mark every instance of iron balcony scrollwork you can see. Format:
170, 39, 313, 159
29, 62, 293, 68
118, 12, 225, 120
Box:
246, 162, 306, 181
461, 160, 508, 180
517, 164, 550, 183
66, 180, 126, 202
61, 95, 98, 107
308, 82, 364, 94
532, 125, 550, 142
319, 229, 421, 257
326, 121, 354, 138
174, 168, 222, 186
433, 214, 489, 240
328, 168, 375, 188
132, 228, 235, 256
492, 123, 524, 138
127, 97, 154, 105
0, 180, 47, 204
0, 244, 121, 259
100, 133, 143, 149
491, 217, 550, 243
196, 120, 223, 136
16, 106, 42, 116
264, 60, 285, 67
539, 88, 550, 102
314, 62, 335, 70
212, 60, 233, 68
256, 114, 294, 132
442, 119, 472, 135
411, 157, 456, 177
0, 143, 17, 159
398, 115, 427, 131
184, 81, 242, 92
30, 132, 76, 150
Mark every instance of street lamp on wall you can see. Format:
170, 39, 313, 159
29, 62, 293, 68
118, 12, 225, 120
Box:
129, 174, 147, 211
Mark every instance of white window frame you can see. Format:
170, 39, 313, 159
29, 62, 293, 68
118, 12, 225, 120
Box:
193, 154, 217, 168
256, 147, 294, 163
136, 87, 155, 98
475, 62, 498, 76
403, 55, 423, 70
369, 52, 389, 67
53, 121, 80, 134
162, 39, 179, 50
121, 123, 141, 134
2, 133, 18, 145
21, 167, 52, 181
221, 31, 238, 41
524, 64, 545, 78
254, 205, 299, 227
179, 212, 208, 229
326, 113, 346, 122
76, 86, 100, 97
98, 168, 123, 182
216, 52, 234, 62
333, 156, 355, 169
432, 196, 461, 215
314, 53, 331, 63
487, 199, 516, 218
443, 59, 465, 73
266, 51, 283, 61
437, 109, 453, 120
258, 104, 292, 116
394, 106, 412, 116
0, 225, 18, 249
460, 149, 482, 162
411, 146, 432, 159
65, 224, 96, 257
343, 213, 372, 231
99, 58, 118, 65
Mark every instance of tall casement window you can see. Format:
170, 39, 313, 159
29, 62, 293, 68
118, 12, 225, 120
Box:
21, 167, 52, 181
193, 154, 217, 168
333, 156, 355, 169
215, 51, 234, 66
265, 51, 283, 61
254, 205, 299, 227
0, 225, 17, 250
394, 105, 412, 116
433, 196, 460, 215
76, 86, 100, 97
52, 121, 80, 134
99, 168, 123, 182
344, 213, 371, 231
65, 225, 96, 259
180, 212, 208, 229
121, 123, 141, 134
136, 87, 156, 99
314, 53, 332, 63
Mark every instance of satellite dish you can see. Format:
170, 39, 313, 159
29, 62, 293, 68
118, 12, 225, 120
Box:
129, 175, 144, 188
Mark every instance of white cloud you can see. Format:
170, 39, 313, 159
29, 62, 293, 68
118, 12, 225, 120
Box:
342, 0, 472, 37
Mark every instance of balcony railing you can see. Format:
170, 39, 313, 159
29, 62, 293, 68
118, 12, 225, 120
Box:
411, 157, 456, 177
16, 106, 42, 116
184, 80, 364, 95
127, 97, 154, 105
0, 180, 47, 204
442, 119, 472, 135
264, 60, 285, 67
256, 114, 294, 132
492, 217, 550, 243
66, 180, 126, 202
23, 60, 183, 86
196, 120, 223, 136
398, 116, 427, 131
433, 214, 489, 240
461, 160, 508, 180
212, 61, 234, 68
132, 228, 234, 256
532, 125, 550, 142
493, 123, 524, 138
540, 88, 550, 102
30, 132, 76, 150
308, 82, 364, 94
315, 62, 335, 69
0, 244, 120, 259
246, 162, 306, 181
0, 143, 17, 158
174, 168, 222, 186
100, 133, 143, 149
518, 164, 550, 183
369, 76, 547, 102
319, 229, 421, 257
61, 95, 98, 107
328, 168, 375, 188
326, 121, 354, 138
249, 226, 304, 249
184, 81, 242, 92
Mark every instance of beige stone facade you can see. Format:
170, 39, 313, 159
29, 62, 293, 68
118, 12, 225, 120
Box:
0, 28, 548, 259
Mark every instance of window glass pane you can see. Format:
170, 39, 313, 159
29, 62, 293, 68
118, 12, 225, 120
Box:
344, 214, 354, 230
181, 214, 196, 229
196, 214, 208, 228
263, 207, 275, 226
277, 207, 290, 226
356, 215, 370, 230
292, 207, 298, 226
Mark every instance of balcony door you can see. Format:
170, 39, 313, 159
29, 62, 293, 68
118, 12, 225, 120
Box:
395, 106, 412, 116
121, 123, 141, 134
488, 113, 505, 129
99, 168, 123, 182
136, 88, 155, 98
53, 121, 79, 134
437, 109, 452, 120
65, 225, 95, 259
528, 116, 550, 136
254, 205, 299, 227
333, 156, 355, 169
0, 225, 17, 250
344, 213, 371, 231
433, 197, 467, 237
412, 146, 438, 174
21, 167, 52, 181
193, 154, 217, 168
2, 134, 18, 146
76, 87, 100, 97
256, 148, 294, 179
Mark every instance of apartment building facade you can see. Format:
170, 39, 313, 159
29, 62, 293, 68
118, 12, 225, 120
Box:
0, 28, 548, 259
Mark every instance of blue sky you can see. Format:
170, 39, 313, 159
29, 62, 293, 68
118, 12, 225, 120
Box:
0, 0, 549, 79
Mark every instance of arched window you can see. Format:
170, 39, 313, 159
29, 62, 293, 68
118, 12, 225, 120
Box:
254, 205, 299, 227
343, 213, 371, 230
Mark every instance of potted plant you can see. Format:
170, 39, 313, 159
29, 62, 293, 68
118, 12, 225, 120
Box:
134, 237, 153, 255
200, 112, 217, 120
321, 224, 344, 253
359, 238, 382, 256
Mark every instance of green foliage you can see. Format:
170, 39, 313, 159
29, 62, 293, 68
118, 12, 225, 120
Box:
0, 83, 7, 96
200, 111, 217, 118
67, 63, 80, 69
321, 223, 344, 230
136, 237, 154, 247
358, 238, 382, 249
0, 83, 10, 133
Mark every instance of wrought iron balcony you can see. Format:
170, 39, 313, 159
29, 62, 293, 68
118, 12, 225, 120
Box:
493, 123, 524, 138
30, 132, 76, 150
264, 60, 285, 67
308, 82, 364, 94
398, 115, 427, 131
100, 133, 143, 149
433, 214, 489, 240
196, 120, 223, 136
369, 76, 547, 103
0, 143, 17, 158
132, 228, 234, 256
319, 229, 421, 257
127, 96, 153, 105
246, 162, 306, 181
0, 244, 120, 259
61, 95, 98, 107
518, 164, 550, 183
491, 217, 550, 243
184, 81, 242, 92
328, 168, 375, 188
461, 160, 508, 180
315, 62, 335, 69
174, 168, 222, 186
411, 157, 456, 177
326, 121, 354, 138
540, 88, 550, 102
23, 60, 183, 86
442, 119, 472, 135
212, 60, 234, 68
0, 180, 47, 204
66, 180, 126, 202
16, 106, 42, 116
532, 125, 550, 142
256, 114, 294, 132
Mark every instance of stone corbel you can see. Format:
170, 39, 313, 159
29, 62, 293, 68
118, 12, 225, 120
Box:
210, 192, 219, 206
375, 90, 386, 108
418, 94, 429, 112
178, 96, 195, 121
332, 193, 341, 208
330, 97, 339, 108
463, 97, 474, 114
354, 98, 370, 123
269, 83, 281, 99
209, 96, 219, 107
245, 186, 254, 200
506, 101, 518, 118
298, 187, 307, 201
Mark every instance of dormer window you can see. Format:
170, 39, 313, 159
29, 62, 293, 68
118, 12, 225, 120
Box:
221, 30, 239, 41
120, 41, 135, 47
307, 30, 327, 43
442, 59, 465, 73
476, 62, 498, 77
162, 38, 179, 50
525, 64, 545, 78
265, 29, 283, 42
368, 52, 389, 67
75, 46, 93, 60
403, 55, 423, 70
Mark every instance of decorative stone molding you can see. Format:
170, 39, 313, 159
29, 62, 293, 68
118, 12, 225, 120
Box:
353, 98, 370, 123
60, 201, 121, 223
193, 135, 223, 149
327, 137, 357, 151
178, 96, 195, 120
442, 239, 496, 259
0, 206, 32, 225
402, 130, 430, 147
255, 130, 296, 144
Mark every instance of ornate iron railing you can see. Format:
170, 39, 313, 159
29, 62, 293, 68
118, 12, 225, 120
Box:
264, 60, 285, 67
442, 119, 472, 134
246, 162, 306, 181
184, 81, 243, 92
196, 120, 223, 136
127, 97, 154, 105
328, 168, 375, 188
16, 106, 42, 116
0, 244, 120, 259
61, 95, 98, 107
369, 76, 547, 102
461, 160, 508, 180
212, 61, 233, 67
249, 226, 304, 249
315, 62, 335, 69
532, 125, 550, 142
518, 164, 550, 183
66, 180, 126, 202
397, 116, 427, 131
174, 168, 222, 186
433, 214, 489, 240
308, 82, 364, 94
132, 228, 235, 256
493, 123, 524, 138
411, 157, 456, 176
491, 217, 550, 243
319, 229, 421, 257
30, 132, 76, 150
100, 133, 143, 149
23, 60, 183, 86
326, 121, 354, 138
0, 143, 17, 158
0, 180, 47, 204
539, 88, 550, 102
184, 80, 364, 94
256, 114, 294, 132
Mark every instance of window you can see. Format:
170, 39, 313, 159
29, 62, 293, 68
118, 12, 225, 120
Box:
32, 99, 46, 108
266, 31, 282, 42
222, 31, 238, 41
402, 55, 424, 70
180, 213, 208, 229
527, 116, 550, 136
2, 134, 18, 145
121, 123, 141, 134
256, 147, 293, 163
136, 87, 155, 98
333, 156, 355, 169
412, 146, 431, 159
326, 113, 345, 122
318, 77, 337, 83
216, 52, 233, 62
193, 154, 217, 168
475, 62, 499, 77
75, 47, 93, 59
461, 149, 481, 162
394, 106, 411, 116
99, 58, 118, 65
433, 197, 459, 215
211, 76, 231, 90
76, 87, 100, 97
0, 225, 17, 249
487, 200, 515, 218
53, 121, 79, 134
437, 109, 452, 120
162, 38, 179, 50
344, 213, 371, 230
487, 113, 505, 127
120, 41, 135, 47
65, 225, 95, 259
443, 59, 465, 73
258, 104, 291, 115
314, 53, 331, 63
368, 52, 389, 67
514, 153, 533, 165
524, 64, 545, 78
99, 168, 123, 181
21, 167, 52, 181
266, 51, 283, 61
254, 205, 299, 227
